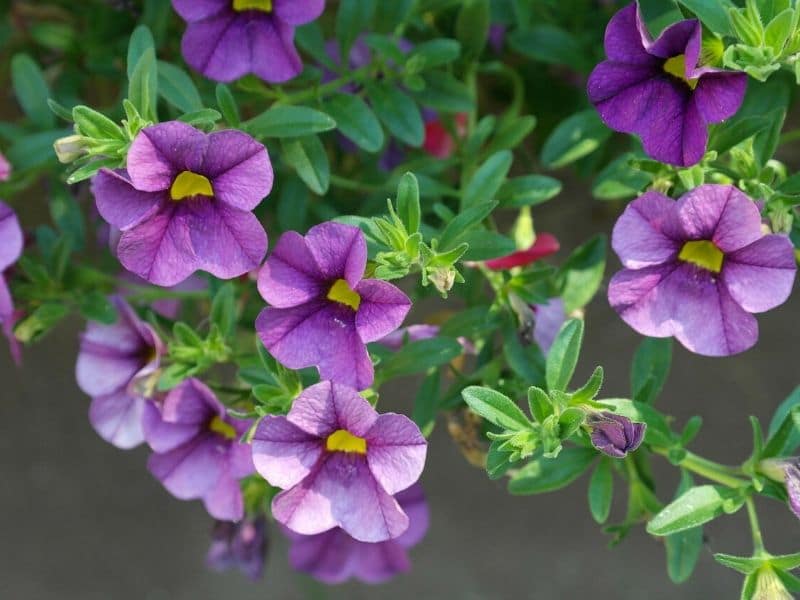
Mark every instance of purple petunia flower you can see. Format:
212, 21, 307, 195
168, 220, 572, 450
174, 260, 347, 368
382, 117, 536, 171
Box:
608, 185, 796, 356
251, 381, 427, 542
256, 222, 411, 391
91, 122, 272, 287
206, 515, 268, 580
787, 462, 800, 520
588, 2, 747, 167
76, 297, 164, 449
143, 378, 254, 521
532, 298, 567, 355
586, 412, 646, 458
0, 201, 22, 362
172, 0, 325, 83
286, 483, 429, 584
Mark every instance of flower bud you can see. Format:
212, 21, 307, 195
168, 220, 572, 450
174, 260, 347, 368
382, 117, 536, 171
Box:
586, 412, 646, 458
53, 135, 88, 164
206, 516, 268, 580
758, 458, 800, 520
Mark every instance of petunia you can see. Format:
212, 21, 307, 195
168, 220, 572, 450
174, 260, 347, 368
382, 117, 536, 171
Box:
483, 233, 560, 270
760, 458, 800, 521
587, 2, 747, 167
172, 0, 325, 83
0, 200, 22, 362
206, 515, 268, 580
251, 381, 427, 542
532, 298, 567, 355
378, 324, 477, 356
91, 121, 272, 287
256, 222, 411, 390
76, 296, 164, 449
608, 185, 796, 356
286, 483, 429, 584
586, 412, 646, 458
143, 378, 254, 521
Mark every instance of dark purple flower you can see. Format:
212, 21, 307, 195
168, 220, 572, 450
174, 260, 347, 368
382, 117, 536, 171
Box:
143, 378, 254, 521
206, 515, 268, 580
587, 411, 646, 458
0, 201, 22, 362
286, 483, 429, 584
76, 297, 164, 449
91, 122, 272, 287
588, 3, 747, 166
256, 222, 411, 390
251, 381, 427, 542
608, 185, 796, 356
172, 0, 325, 83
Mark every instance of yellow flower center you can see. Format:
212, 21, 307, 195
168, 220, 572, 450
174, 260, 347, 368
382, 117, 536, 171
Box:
232, 0, 272, 12
209, 416, 237, 440
679, 240, 724, 272
326, 429, 367, 454
327, 279, 361, 311
170, 171, 214, 201
663, 55, 699, 90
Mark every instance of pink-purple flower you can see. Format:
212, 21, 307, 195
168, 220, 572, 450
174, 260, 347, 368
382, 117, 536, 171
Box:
172, 0, 325, 83
0, 201, 22, 362
286, 483, 429, 584
256, 222, 411, 391
608, 185, 796, 356
787, 462, 800, 521
0, 150, 10, 182
76, 297, 164, 449
206, 515, 268, 580
251, 381, 427, 542
588, 3, 747, 166
143, 378, 254, 521
91, 122, 272, 287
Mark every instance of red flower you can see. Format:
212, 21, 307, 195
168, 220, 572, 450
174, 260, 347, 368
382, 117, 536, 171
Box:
484, 233, 560, 270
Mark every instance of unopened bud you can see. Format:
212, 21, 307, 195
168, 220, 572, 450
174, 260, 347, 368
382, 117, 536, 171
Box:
586, 412, 646, 458
54, 135, 88, 164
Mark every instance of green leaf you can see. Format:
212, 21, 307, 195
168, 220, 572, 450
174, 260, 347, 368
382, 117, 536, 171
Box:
540, 110, 611, 169
245, 106, 336, 139
459, 230, 516, 261
631, 337, 673, 405
412, 370, 440, 435
508, 25, 589, 71
210, 283, 236, 339
281, 135, 330, 195
509, 447, 596, 495
324, 93, 384, 152
79, 292, 118, 324
277, 176, 309, 232
665, 471, 704, 584
588, 458, 613, 523
647, 485, 743, 536
437, 200, 497, 250
766, 386, 800, 456
462, 386, 532, 431
127, 24, 155, 79
367, 83, 425, 147
128, 47, 158, 122
527, 386, 553, 423
335, 0, 375, 57
11, 53, 55, 129
177, 108, 221, 127
379, 337, 463, 380
572, 366, 604, 404
487, 440, 514, 479
592, 153, 652, 201
157, 61, 202, 113
215, 84, 241, 127
461, 151, 513, 209
545, 318, 584, 393
559, 234, 606, 312
676, 0, 734, 35
762, 405, 800, 458
498, 175, 562, 208
72, 105, 125, 141
714, 553, 763, 575
455, 0, 490, 59
396, 172, 421, 234
414, 73, 474, 113
409, 39, 461, 69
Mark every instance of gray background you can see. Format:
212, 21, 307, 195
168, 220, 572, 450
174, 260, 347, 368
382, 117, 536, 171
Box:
2, 180, 798, 600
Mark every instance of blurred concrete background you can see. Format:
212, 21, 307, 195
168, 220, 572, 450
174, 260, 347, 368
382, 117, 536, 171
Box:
2, 179, 799, 600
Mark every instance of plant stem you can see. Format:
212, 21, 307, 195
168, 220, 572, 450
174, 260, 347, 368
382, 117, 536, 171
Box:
652, 447, 748, 488
745, 497, 766, 554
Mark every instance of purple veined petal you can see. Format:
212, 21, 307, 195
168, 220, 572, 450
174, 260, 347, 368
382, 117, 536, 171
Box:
91, 170, 165, 231
305, 222, 367, 287
677, 185, 763, 252
0, 276, 12, 322
161, 378, 222, 424
203, 129, 273, 211
203, 469, 245, 521
646, 18, 700, 61
786, 464, 800, 520
181, 14, 251, 84
393, 483, 430, 548
601, 3, 656, 65
378, 324, 440, 350
533, 298, 567, 355
587, 61, 659, 112
354, 279, 412, 343
142, 400, 203, 453
722, 235, 797, 313
89, 390, 146, 450
271, 462, 339, 536
116, 204, 197, 287
178, 199, 268, 281
0, 201, 23, 270
127, 122, 208, 192
257, 230, 325, 308
287, 381, 378, 438
350, 538, 412, 584
365, 413, 427, 495
608, 263, 682, 339
637, 80, 703, 167
611, 191, 682, 268
171, 0, 228, 22
251, 415, 325, 488
147, 433, 225, 500
228, 436, 256, 479
692, 71, 747, 124
273, 0, 326, 25
249, 18, 303, 84
287, 529, 355, 584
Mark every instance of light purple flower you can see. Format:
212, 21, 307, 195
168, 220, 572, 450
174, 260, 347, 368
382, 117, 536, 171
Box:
533, 298, 567, 355
286, 483, 429, 584
0, 151, 10, 181
256, 222, 411, 391
378, 325, 442, 351
787, 462, 800, 520
251, 381, 427, 542
76, 297, 164, 449
172, 0, 325, 83
206, 515, 268, 580
587, 412, 646, 458
588, 3, 747, 166
0, 201, 22, 361
608, 185, 796, 356
143, 378, 254, 521
91, 122, 272, 287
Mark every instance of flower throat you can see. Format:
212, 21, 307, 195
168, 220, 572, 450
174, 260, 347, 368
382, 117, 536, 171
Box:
170, 171, 214, 201
679, 240, 724, 272
232, 0, 272, 12
663, 55, 698, 90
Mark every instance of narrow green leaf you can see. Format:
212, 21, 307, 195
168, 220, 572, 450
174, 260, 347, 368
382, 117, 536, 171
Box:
647, 486, 743, 536
540, 110, 610, 169
157, 61, 202, 113
509, 447, 596, 495
128, 47, 158, 122
631, 337, 673, 405
396, 172, 421, 234
461, 150, 513, 209
127, 24, 155, 79
462, 386, 532, 431
11, 53, 55, 129
324, 93, 384, 152
367, 83, 424, 147
246, 106, 336, 139
281, 136, 330, 195
588, 458, 613, 523
216, 84, 241, 127
545, 318, 584, 393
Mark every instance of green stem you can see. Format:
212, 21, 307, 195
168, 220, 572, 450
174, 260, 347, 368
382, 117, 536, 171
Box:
779, 128, 800, 146
746, 497, 766, 554
653, 447, 748, 488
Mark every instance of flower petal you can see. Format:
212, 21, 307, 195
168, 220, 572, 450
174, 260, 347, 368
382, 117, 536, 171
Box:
203, 469, 245, 521
248, 18, 303, 83
305, 222, 367, 287
693, 72, 747, 124
251, 415, 324, 489
587, 62, 661, 131
142, 401, 203, 454
91, 169, 164, 231
127, 122, 207, 192
601, 3, 654, 65
89, 391, 146, 450
611, 191, 682, 268
365, 413, 427, 495
172, 0, 228, 21
394, 484, 430, 548
723, 235, 797, 313
677, 184, 762, 252
273, 0, 325, 25
147, 434, 225, 500
638, 80, 704, 167
354, 280, 411, 343
0, 201, 23, 270
288, 381, 378, 437
181, 14, 251, 84
258, 230, 324, 308
203, 129, 273, 211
